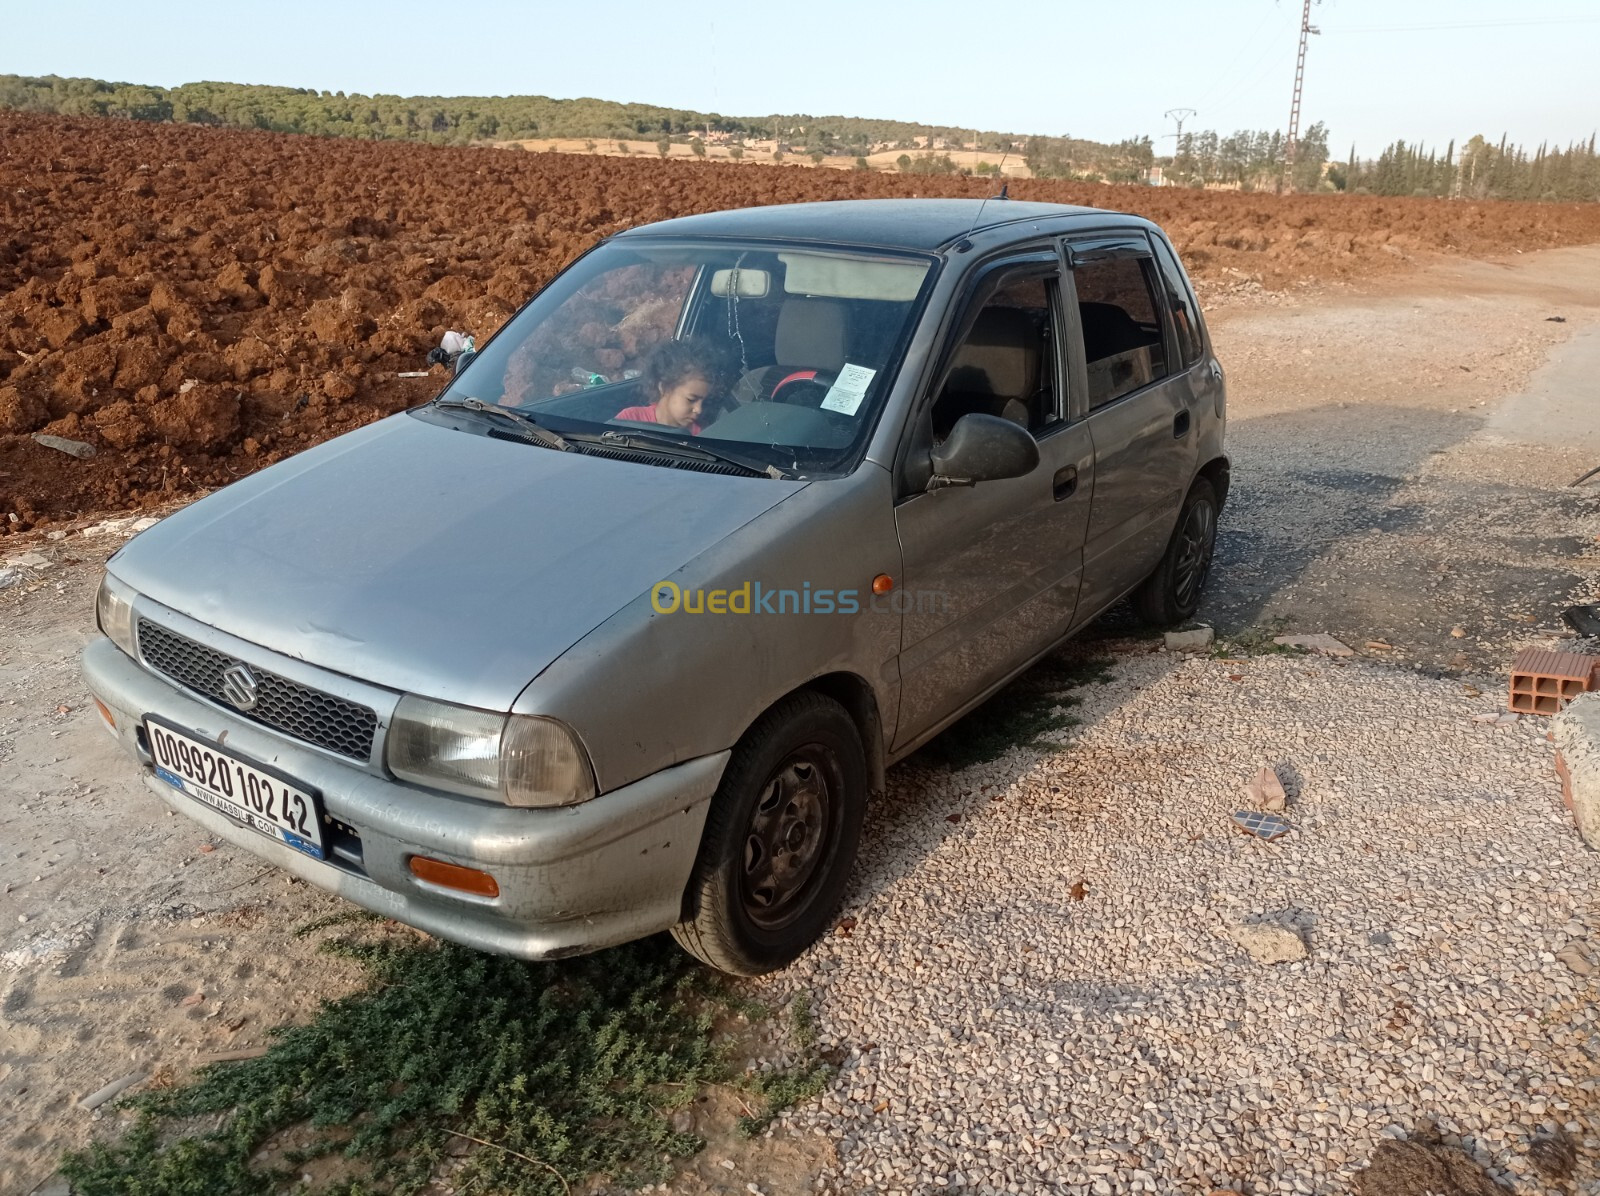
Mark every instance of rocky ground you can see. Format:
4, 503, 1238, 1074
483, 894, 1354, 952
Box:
3, 246, 1600, 1194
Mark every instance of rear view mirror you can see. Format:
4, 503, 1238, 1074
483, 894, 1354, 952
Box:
453, 349, 477, 377
928, 413, 1039, 489
710, 268, 771, 298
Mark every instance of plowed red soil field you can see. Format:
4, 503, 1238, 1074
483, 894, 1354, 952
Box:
4, 111, 1600, 530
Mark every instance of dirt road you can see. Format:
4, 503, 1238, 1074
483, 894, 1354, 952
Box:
2, 246, 1598, 1194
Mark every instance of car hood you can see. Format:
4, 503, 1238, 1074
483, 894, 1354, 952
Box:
111, 414, 807, 709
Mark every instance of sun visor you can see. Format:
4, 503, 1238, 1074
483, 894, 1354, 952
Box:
710, 267, 771, 298
779, 253, 928, 302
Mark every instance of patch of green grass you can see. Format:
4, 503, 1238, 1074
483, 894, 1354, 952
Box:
735, 1060, 836, 1137
916, 654, 1114, 772
61, 926, 829, 1196
1217, 617, 1303, 657
788, 992, 817, 1052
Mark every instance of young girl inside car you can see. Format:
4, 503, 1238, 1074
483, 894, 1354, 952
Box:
614, 339, 732, 435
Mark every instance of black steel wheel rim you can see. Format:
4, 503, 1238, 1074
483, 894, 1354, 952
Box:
1173, 500, 1216, 609
741, 745, 837, 931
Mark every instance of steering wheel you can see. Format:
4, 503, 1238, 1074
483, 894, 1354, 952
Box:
766, 368, 837, 407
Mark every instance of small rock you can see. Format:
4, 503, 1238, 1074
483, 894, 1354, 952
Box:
719, 1159, 737, 1171
671, 1108, 695, 1134
9, 551, 50, 569
179, 992, 205, 1007
1556, 943, 1594, 976
0, 568, 20, 590
1245, 765, 1288, 812
1273, 633, 1354, 656
1228, 922, 1307, 965
131, 516, 159, 532
1164, 625, 1214, 651
1450, 626, 1467, 638
31, 433, 96, 459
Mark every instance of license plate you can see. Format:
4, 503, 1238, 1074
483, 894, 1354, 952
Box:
144, 717, 326, 859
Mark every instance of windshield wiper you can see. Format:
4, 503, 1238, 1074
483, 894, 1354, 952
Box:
431, 396, 573, 452
590, 429, 796, 479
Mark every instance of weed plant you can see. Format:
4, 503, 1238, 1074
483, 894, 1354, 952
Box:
62, 918, 829, 1195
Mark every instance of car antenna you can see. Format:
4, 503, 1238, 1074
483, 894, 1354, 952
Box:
955, 140, 1013, 251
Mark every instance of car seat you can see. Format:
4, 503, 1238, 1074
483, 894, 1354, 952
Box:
733, 298, 849, 404
1078, 301, 1150, 363
931, 307, 1043, 440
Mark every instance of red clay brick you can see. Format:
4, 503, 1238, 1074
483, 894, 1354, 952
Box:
1508, 648, 1600, 715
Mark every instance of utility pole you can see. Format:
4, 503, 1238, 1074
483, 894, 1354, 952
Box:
1164, 109, 1196, 186
1282, 0, 1320, 192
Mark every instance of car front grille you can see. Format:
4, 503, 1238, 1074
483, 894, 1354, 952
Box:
136, 618, 378, 762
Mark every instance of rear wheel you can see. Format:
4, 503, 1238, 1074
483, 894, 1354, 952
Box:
672, 692, 866, 976
1134, 478, 1219, 627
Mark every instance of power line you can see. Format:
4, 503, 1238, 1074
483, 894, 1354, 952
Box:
1327, 15, 1600, 33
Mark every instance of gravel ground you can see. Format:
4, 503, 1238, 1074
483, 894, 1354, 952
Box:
765, 646, 1600, 1193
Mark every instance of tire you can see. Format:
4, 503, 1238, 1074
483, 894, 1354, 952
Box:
672, 692, 866, 976
1134, 478, 1219, 627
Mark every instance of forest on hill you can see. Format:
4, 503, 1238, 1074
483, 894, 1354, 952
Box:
0, 73, 1059, 156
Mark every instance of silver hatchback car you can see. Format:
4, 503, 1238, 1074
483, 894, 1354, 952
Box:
84, 199, 1227, 975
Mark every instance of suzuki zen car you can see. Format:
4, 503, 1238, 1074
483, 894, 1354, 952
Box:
84, 199, 1227, 975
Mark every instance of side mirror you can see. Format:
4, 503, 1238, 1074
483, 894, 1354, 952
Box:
453, 349, 477, 377
928, 413, 1040, 489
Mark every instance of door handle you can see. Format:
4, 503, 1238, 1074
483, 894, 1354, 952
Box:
1053, 465, 1078, 500
1208, 360, 1222, 383
1173, 409, 1191, 439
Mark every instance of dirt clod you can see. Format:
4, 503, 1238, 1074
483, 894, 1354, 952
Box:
1353, 1137, 1506, 1196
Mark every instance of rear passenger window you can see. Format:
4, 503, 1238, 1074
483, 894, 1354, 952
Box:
1073, 256, 1168, 409
1153, 238, 1204, 368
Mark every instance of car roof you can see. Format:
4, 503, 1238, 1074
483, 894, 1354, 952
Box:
612, 198, 1129, 252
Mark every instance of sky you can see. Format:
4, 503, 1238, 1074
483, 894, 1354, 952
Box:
2, 0, 1597, 156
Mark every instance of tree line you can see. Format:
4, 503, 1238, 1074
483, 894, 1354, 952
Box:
1335, 135, 1600, 201
0, 73, 1080, 157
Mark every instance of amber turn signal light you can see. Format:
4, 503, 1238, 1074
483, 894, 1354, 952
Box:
93, 697, 116, 730
872, 573, 895, 595
408, 856, 500, 898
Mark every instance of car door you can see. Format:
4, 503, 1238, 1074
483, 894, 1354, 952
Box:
890, 252, 1095, 751
1066, 235, 1201, 624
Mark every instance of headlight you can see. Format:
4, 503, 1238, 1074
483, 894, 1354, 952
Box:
386, 695, 596, 808
96, 574, 137, 657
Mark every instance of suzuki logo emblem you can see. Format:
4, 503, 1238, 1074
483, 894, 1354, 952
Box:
220, 662, 260, 712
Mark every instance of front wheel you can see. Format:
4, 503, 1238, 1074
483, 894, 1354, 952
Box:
672, 692, 866, 976
1134, 478, 1219, 627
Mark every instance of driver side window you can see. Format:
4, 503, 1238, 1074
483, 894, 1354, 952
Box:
929, 272, 1058, 442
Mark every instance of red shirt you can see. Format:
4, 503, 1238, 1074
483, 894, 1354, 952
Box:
614, 405, 701, 436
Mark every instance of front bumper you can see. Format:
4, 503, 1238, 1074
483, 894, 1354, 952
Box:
83, 636, 725, 959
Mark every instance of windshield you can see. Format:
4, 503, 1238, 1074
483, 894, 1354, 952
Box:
436, 238, 936, 474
